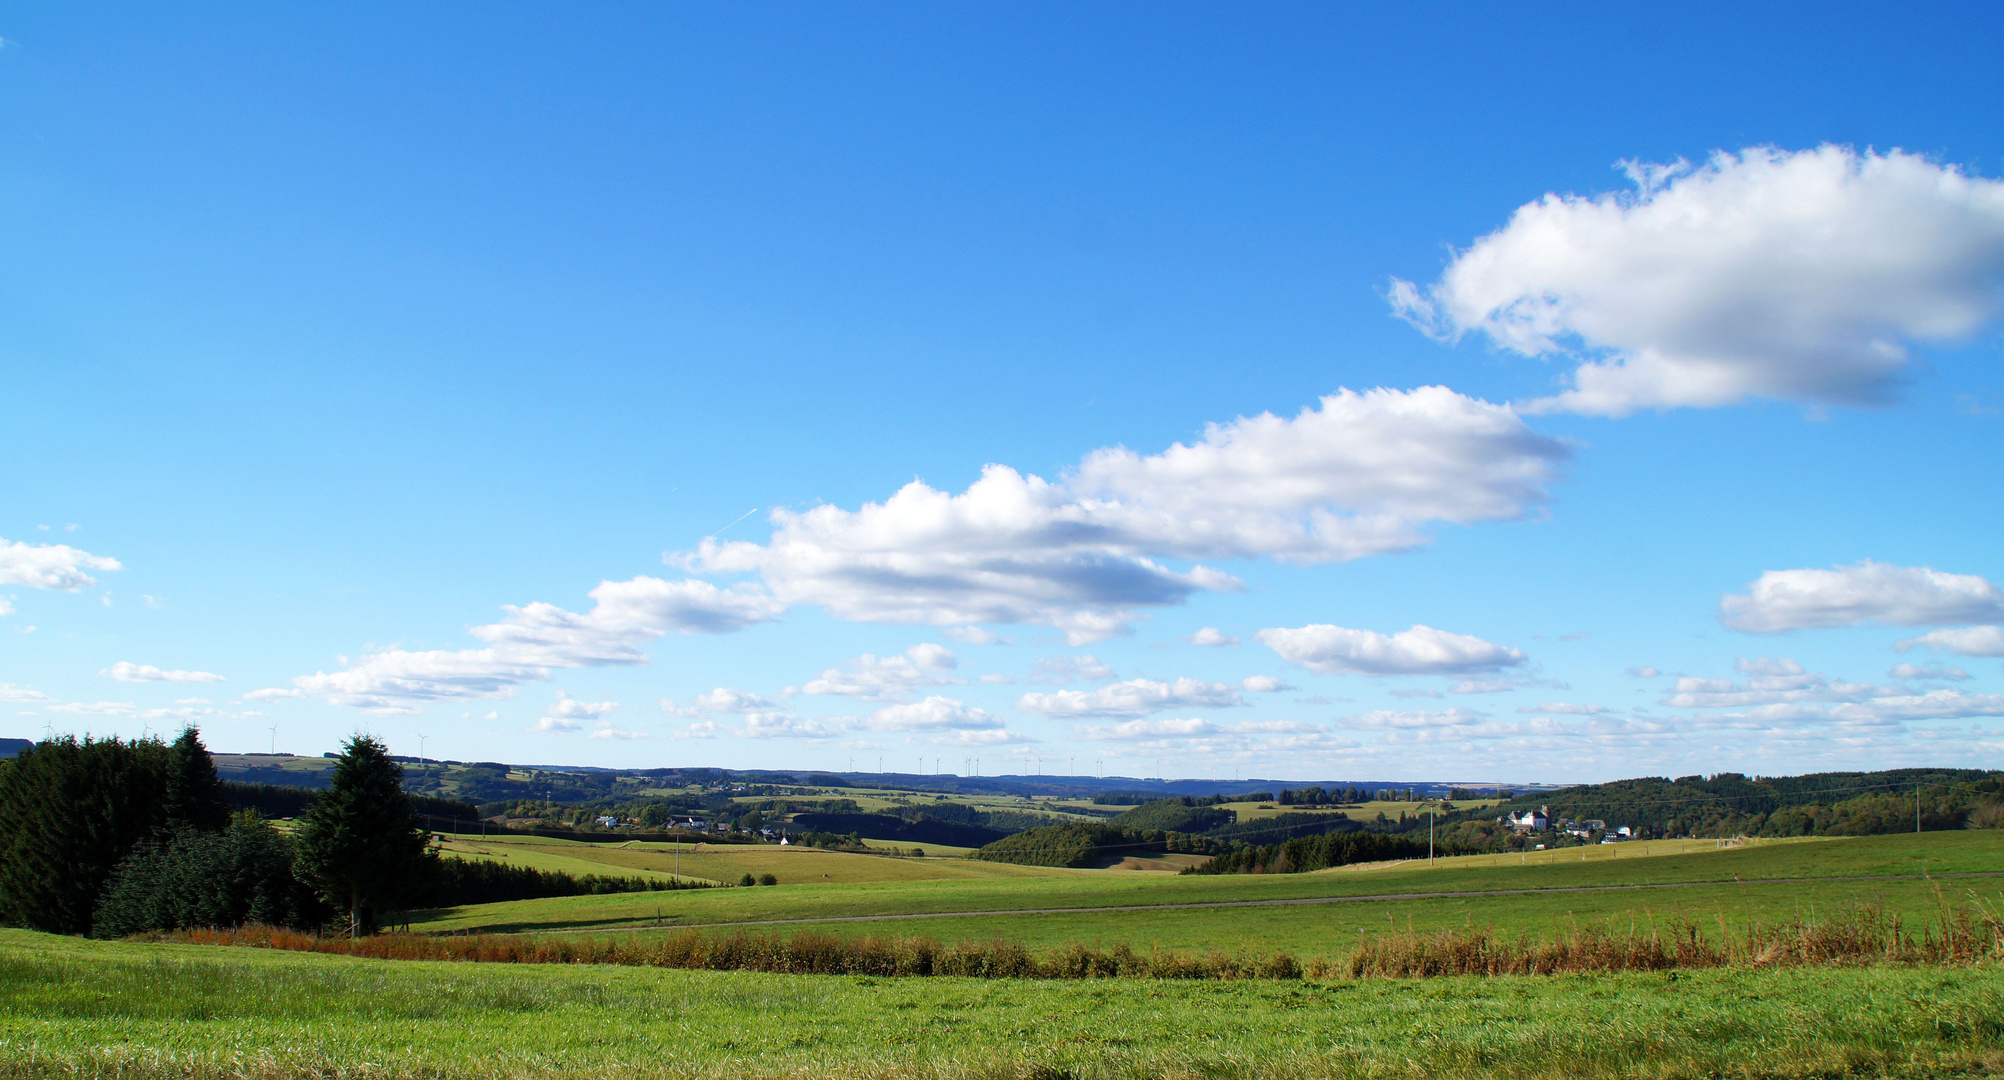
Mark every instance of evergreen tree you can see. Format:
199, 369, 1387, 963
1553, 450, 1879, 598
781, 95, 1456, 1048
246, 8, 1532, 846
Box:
0, 736, 170, 933
293, 735, 435, 937
162, 727, 230, 833
92, 811, 331, 938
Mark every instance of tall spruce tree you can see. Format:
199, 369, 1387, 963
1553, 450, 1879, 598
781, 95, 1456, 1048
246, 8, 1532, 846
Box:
0, 736, 170, 933
293, 735, 434, 936
162, 727, 231, 833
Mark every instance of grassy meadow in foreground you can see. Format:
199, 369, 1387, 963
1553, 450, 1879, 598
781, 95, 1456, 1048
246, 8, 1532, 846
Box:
6, 929, 2003, 1080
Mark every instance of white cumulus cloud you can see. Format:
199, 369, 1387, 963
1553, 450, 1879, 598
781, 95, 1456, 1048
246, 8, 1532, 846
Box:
863, 696, 1029, 745
243, 688, 307, 701
1898, 625, 2004, 658
1720, 562, 2004, 633
662, 687, 776, 717
102, 662, 226, 684
1255, 623, 1525, 677
797, 644, 960, 701
678, 387, 1566, 643
1392, 146, 2004, 415
294, 576, 781, 714
543, 690, 618, 722
0, 684, 52, 703
1185, 627, 1240, 647
1016, 676, 1272, 719
0, 538, 121, 591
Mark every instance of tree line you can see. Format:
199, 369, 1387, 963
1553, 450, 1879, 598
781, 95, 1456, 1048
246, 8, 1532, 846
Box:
0, 729, 685, 939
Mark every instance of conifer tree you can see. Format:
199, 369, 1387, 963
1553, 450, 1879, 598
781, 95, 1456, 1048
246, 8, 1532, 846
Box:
293, 735, 434, 937
0, 736, 170, 933
162, 727, 231, 833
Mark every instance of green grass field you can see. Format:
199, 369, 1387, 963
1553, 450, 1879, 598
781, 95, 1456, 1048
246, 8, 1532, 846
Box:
414, 831, 2004, 948
5, 929, 2001, 1079
437, 833, 1066, 886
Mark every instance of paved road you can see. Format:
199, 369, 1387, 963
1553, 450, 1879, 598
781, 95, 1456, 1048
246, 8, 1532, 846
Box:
626, 869, 2004, 932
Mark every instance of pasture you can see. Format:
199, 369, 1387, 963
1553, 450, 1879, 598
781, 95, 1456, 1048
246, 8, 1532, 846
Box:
413, 831, 2004, 956
6, 928, 2001, 1079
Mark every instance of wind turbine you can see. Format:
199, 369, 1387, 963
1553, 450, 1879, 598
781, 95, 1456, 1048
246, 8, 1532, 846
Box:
268, 725, 278, 754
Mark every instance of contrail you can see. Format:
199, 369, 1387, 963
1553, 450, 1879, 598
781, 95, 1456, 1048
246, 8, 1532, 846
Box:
710, 508, 760, 538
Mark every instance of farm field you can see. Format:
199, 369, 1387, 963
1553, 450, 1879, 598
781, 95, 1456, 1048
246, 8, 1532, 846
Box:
414, 831, 2004, 944
436, 834, 1065, 886
6, 928, 2001, 1080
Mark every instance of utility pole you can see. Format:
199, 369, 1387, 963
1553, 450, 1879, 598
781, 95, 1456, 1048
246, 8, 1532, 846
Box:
1917, 784, 1923, 834
1429, 802, 1437, 865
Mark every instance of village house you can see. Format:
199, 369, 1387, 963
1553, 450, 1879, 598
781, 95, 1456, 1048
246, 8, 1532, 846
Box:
1503, 806, 1549, 832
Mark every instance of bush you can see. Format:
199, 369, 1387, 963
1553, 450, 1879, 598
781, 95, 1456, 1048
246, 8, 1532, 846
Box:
1967, 802, 2004, 829
739, 873, 756, 886
757, 873, 777, 886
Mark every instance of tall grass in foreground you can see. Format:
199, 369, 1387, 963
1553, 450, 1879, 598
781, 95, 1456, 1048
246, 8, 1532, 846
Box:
171, 899, 2004, 979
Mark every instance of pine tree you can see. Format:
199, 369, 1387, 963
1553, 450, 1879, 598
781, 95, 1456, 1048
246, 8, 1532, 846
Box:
293, 735, 435, 937
0, 736, 170, 933
162, 727, 230, 833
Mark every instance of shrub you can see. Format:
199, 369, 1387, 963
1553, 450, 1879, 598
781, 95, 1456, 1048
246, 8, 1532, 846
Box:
1966, 802, 2004, 829
757, 873, 777, 886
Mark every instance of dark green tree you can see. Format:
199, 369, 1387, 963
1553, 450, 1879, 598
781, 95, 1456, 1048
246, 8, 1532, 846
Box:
0, 736, 170, 933
162, 727, 230, 833
92, 811, 330, 938
293, 735, 435, 937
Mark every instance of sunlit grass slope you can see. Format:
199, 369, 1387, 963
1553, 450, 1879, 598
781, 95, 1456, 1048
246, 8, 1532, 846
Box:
412, 831, 2004, 942
5, 929, 2001, 1080
437, 833, 1072, 886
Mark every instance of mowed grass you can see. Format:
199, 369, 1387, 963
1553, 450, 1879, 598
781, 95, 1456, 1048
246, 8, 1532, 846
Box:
414, 830, 2004, 938
6, 929, 2003, 1080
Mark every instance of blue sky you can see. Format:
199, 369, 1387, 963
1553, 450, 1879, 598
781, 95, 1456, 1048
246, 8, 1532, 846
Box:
5, 3, 2004, 781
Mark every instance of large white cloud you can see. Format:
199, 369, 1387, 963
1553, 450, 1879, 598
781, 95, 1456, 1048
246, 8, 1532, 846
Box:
1016, 676, 1279, 719
295, 576, 781, 714
1898, 626, 2004, 658
679, 387, 1567, 642
102, 662, 226, 684
1255, 623, 1525, 676
0, 538, 121, 591
1391, 146, 2004, 415
1720, 562, 2004, 633
864, 696, 1030, 746
796, 644, 960, 701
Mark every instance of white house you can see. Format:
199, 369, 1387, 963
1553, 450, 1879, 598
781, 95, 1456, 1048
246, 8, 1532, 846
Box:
1504, 806, 1549, 832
